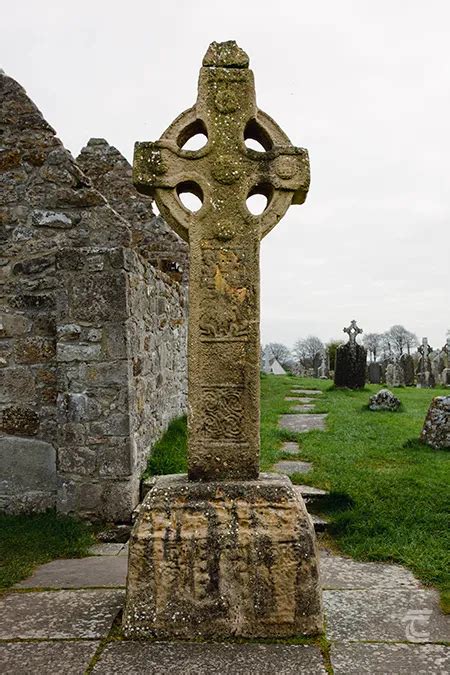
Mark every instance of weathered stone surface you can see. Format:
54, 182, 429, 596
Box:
0, 641, 99, 675
0, 436, 56, 513
369, 388, 401, 412
285, 396, 315, 402
0, 589, 124, 639
324, 588, 450, 642
133, 41, 309, 481
89, 543, 128, 556
420, 395, 450, 449
367, 361, 382, 384
279, 414, 327, 433
289, 403, 315, 411
385, 361, 405, 388
400, 352, 415, 386
16, 556, 127, 588
123, 473, 322, 639
274, 460, 312, 474
293, 485, 328, 508
1, 70, 188, 519
93, 642, 326, 674
291, 389, 322, 395
331, 643, 450, 675
319, 549, 420, 589
334, 320, 366, 389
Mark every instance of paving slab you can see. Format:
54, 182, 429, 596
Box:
15, 556, 127, 589
285, 396, 315, 403
0, 640, 99, 675
89, 543, 127, 556
279, 413, 327, 433
310, 514, 329, 532
93, 641, 326, 674
289, 404, 316, 412
291, 389, 322, 395
324, 588, 450, 642
279, 441, 301, 455
320, 550, 420, 590
0, 589, 124, 639
274, 460, 312, 475
330, 642, 450, 675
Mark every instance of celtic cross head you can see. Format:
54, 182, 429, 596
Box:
132, 40, 310, 245
343, 319, 363, 346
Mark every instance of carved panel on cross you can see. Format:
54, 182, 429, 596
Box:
197, 385, 245, 442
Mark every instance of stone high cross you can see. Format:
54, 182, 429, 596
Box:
343, 319, 363, 347
418, 337, 432, 370
133, 41, 309, 480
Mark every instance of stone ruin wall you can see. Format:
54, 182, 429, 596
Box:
0, 73, 188, 520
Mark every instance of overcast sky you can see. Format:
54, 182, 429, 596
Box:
4, 0, 449, 349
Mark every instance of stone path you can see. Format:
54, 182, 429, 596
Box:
2, 547, 448, 673
279, 413, 327, 433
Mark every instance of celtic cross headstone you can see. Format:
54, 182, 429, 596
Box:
124, 41, 322, 640
417, 337, 434, 388
334, 319, 367, 389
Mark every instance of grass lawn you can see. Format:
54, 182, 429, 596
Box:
0, 511, 94, 590
145, 374, 450, 609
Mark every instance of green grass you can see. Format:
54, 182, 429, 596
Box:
143, 374, 450, 608
0, 511, 94, 590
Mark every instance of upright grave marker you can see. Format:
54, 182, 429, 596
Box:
123, 41, 323, 639
334, 320, 367, 389
417, 337, 434, 388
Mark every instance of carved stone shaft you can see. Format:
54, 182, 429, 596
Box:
133, 41, 309, 480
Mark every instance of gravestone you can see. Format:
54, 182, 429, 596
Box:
369, 389, 401, 412
385, 359, 405, 388
318, 352, 329, 379
334, 320, 367, 389
416, 337, 434, 388
313, 351, 322, 378
368, 362, 382, 384
123, 41, 323, 639
399, 353, 415, 386
441, 337, 450, 386
420, 396, 450, 449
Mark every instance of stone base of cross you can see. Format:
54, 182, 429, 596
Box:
123, 41, 323, 639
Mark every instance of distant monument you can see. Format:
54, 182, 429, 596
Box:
124, 41, 323, 639
441, 337, 450, 386
400, 353, 415, 386
385, 358, 405, 388
334, 320, 367, 389
416, 337, 434, 388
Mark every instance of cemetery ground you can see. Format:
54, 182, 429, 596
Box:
146, 375, 450, 612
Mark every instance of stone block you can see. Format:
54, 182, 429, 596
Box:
1, 405, 40, 435
93, 642, 326, 674
0, 366, 35, 403
56, 342, 101, 362
58, 446, 96, 475
96, 438, 133, 477
14, 336, 55, 364
101, 476, 140, 522
123, 473, 323, 639
0, 642, 99, 675
16, 556, 127, 588
0, 312, 32, 336
330, 643, 450, 675
0, 436, 56, 512
68, 271, 128, 322
0, 589, 124, 639
420, 395, 450, 449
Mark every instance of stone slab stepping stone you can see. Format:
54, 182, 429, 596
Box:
319, 550, 420, 590
324, 588, 450, 642
0, 641, 100, 675
89, 542, 128, 556
0, 589, 124, 640
15, 556, 127, 589
291, 389, 322, 395
290, 404, 315, 412
294, 485, 329, 506
280, 441, 300, 455
92, 641, 327, 674
310, 514, 329, 532
285, 396, 315, 403
274, 460, 312, 475
330, 643, 450, 675
279, 414, 327, 433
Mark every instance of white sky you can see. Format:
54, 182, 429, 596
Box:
3, 0, 449, 349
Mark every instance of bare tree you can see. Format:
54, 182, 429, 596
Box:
293, 336, 324, 368
385, 325, 418, 357
362, 333, 383, 362
265, 342, 291, 367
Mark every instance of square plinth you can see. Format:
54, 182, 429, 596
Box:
123, 473, 323, 639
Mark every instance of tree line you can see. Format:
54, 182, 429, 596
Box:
265, 324, 423, 371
